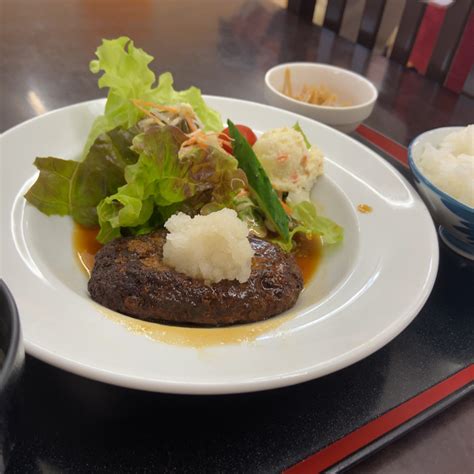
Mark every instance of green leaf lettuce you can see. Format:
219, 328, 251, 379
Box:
96, 125, 246, 243
290, 201, 343, 245
25, 126, 139, 227
84, 37, 222, 156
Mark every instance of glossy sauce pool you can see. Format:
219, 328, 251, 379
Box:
73, 225, 322, 347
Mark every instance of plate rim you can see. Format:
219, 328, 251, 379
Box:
1, 96, 439, 394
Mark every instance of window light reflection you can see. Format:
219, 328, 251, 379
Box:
27, 90, 48, 116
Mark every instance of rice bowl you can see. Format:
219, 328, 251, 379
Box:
414, 125, 473, 208
409, 126, 474, 260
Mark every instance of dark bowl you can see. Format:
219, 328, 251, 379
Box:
0, 280, 24, 469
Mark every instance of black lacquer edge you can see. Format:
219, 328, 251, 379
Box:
0, 280, 22, 393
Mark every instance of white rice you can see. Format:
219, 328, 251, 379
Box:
415, 125, 474, 207
163, 209, 254, 284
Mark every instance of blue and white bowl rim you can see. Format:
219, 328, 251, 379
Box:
408, 127, 474, 215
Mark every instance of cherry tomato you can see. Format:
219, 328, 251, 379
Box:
220, 124, 257, 154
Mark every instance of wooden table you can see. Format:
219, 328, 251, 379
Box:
2, 1, 473, 472
2, 0, 471, 140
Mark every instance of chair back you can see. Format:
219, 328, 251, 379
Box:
287, 0, 474, 94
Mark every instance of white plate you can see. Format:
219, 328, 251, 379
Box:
0, 97, 438, 394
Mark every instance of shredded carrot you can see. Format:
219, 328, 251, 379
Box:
132, 99, 179, 114
181, 130, 216, 150
280, 199, 293, 215
182, 136, 207, 150
131, 99, 163, 121
277, 154, 289, 163
157, 104, 179, 113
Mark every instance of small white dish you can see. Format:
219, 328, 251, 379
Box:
265, 62, 378, 133
408, 127, 474, 260
0, 97, 438, 394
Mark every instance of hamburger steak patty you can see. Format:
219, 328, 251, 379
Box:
88, 230, 303, 326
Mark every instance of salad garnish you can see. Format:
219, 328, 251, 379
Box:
24, 36, 343, 251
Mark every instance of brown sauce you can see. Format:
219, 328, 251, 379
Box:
357, 204, 373, 214
97, 305, 295, 348
73, 225, 102, 277
294, 235, 322, 285
73, 224, 321, 284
